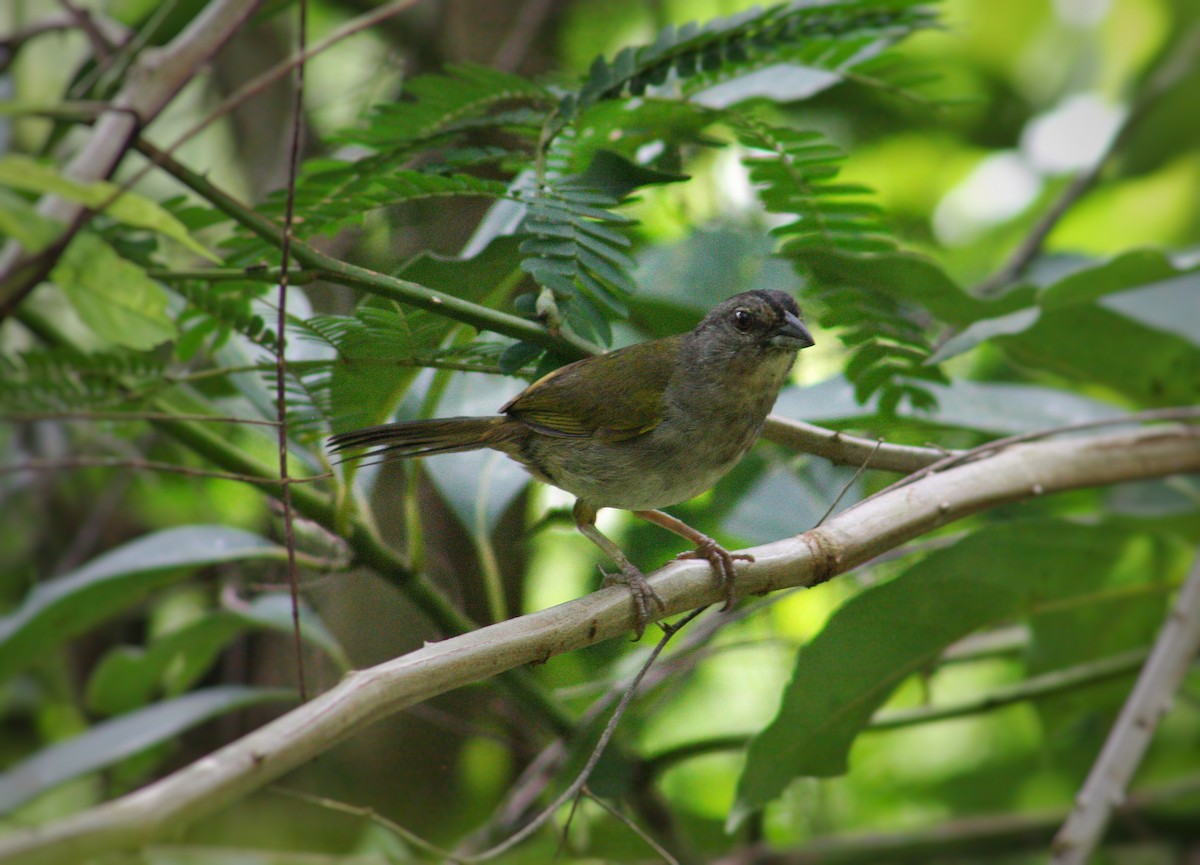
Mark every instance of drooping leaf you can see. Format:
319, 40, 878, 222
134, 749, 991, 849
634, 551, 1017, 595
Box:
995, 252, 1200, 406
734, 520, 1163, 821
0, 154, 216, 260
0, 686, 294, 813
85, 593, 349, 717
53, 233, 178, 350
0, 527, 289, 682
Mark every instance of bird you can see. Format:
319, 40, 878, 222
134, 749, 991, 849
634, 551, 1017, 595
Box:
329, 289, 814, 636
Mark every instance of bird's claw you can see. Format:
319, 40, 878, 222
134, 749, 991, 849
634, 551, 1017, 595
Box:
676, 538, 753, 611
603, 567, 666, 640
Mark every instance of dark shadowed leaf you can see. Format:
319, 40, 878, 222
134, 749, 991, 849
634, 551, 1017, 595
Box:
0, 527, 287, 682
0, 686, 294, 813
734, 520, 1161, 822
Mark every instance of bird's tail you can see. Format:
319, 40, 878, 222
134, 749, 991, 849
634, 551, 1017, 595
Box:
328, 416, 508, 461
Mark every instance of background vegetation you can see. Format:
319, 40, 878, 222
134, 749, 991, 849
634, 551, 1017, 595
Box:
1, 0, 1198, 862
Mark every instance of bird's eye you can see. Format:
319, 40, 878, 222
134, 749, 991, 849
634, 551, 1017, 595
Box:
732, 309, 753, 331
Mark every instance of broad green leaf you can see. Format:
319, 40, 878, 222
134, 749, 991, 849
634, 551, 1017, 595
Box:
733, 571, 1022, 824
0, 686, 294, 813
1037, 248, 1179, 309
799, 248, 1034, 326
734, 520, 1155, 822
53, 233, 178, 349
1099, 271, 1200, 347
85, 617, 243, 716
928, 307, 1040, 364
0, 154, 217, 260
0, 527, 288, 682
996, 253, 1200, 405
1027, 529, 1183, 729
0, 189, 59, 250
86, 594, 349, 716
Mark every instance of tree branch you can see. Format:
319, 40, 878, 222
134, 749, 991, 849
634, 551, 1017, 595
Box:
761, 416, 946, 473
133, 140, 601, 357
1050, 548, 1200, 864
0, 423, 1195, 865
0, 0, 263, 314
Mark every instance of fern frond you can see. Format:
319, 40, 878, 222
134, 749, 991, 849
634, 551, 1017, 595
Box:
554, 1, 935, 130
517, 176, 637, 348
0, 348, 163, 412
289, 307, 518, 432
338, 63, 553, 150
736, 117, 943, 414
738, 121, 895, 256
175, 279, 276, 360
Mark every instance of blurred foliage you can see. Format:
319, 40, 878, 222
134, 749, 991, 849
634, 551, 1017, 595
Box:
1, 0, 1199, 863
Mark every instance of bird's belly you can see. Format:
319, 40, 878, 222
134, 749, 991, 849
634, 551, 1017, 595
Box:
515, 419, 761, 511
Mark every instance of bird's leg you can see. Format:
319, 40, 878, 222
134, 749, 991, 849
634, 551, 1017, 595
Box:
573, 500, 665, 638
633, 509, 753, 611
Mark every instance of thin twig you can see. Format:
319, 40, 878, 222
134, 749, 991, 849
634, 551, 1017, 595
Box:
0, 456, 329, 486
1051, 550, 1200, 863
815, 437, 882, 527
270, 787, 466, 863
274, 0, 309, 703
582, 787, 682, 865
0, 410, 279, 427
467, 610, 701, 862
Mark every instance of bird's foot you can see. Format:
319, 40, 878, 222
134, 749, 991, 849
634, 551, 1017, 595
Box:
602, 566, 667, 640
676, 537, 753, 611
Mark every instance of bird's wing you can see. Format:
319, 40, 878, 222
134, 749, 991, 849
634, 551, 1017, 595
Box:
502, 337, 679, 442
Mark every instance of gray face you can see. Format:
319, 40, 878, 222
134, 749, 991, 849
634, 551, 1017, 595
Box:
696, 291, 814, 356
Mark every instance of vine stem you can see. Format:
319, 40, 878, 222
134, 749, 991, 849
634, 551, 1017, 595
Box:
274, 0, 308, 703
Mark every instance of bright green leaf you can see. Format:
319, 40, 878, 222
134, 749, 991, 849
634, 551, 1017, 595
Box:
734, 520, 1157, 823
0, 527, 289, 682
53, 233, 178, 349
0, 154, 217, 261
733, 569, 1022, 824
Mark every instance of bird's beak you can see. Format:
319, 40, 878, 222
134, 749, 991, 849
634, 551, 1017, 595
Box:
770, 312, 815, 350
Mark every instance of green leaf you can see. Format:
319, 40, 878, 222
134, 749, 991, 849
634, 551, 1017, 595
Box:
801, 248, 1029, 326
0, 154, 218, 261
996, 252, 1200, 405
86, 594, 350, 716
927, 308, 1040, 364
0, 189, 60, 250
734, 572, 1021, 822
734, 520, 1157, 822
0, 527, 288, 682
53, 233, 178, 350
1099, 270, 1200, 347
0, 686, 294, 813
85, 617, 243, 716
